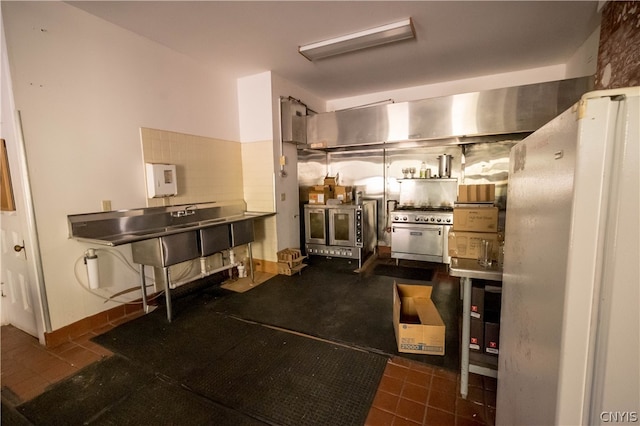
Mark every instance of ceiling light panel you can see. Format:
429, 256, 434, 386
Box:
299, 18, 415, 61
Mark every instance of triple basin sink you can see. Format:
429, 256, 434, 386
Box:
129, 213, 265, 268
67, 201, 273, 247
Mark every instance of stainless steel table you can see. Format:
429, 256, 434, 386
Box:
449, 257, 503, 399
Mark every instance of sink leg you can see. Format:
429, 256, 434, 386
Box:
139, 264, 149, 313
248, 242, 254, 283
163, 267, 173, 322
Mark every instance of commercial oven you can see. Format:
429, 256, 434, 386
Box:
390, 207, 453, 264
303, 200, 377, 268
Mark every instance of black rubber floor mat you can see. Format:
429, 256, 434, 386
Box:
208, 265, 458, 370
372, 263, 435, 281
17, 355, 154, 425
92, 314, 386, 426
209, 272, 398, 353
92, 376, 267, 426
184, 321, 388, 426
92, 308, 263, 382
2, 398, 31, 426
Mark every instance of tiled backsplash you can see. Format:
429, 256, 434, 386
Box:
141, 128, 245, 207
140, 128, 278, 262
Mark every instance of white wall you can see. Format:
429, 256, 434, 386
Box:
270, 73, 325, 251
2, 2, 240, 331
237, 71, 327, 256
565, 26, 600, 79
238, 72, 273, 143
237, 72, 277, 261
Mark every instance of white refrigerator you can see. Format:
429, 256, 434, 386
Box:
496, 87, 639, 425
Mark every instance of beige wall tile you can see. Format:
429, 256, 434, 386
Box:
141, 128, 245, 207
141, 129, 278, 262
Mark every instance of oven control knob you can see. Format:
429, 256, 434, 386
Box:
446, 218, 452, 223
403, 216, 408, 221
437, 218, 442, 222
394, 216, 399, 221
429, 217, 435, 222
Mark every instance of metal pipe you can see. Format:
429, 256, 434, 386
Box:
278, 96, 287, 177
139, 264, 149, 313
248, 242, 254, 282
163, 267, 172, 322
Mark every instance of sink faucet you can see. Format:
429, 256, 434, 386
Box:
171, 205, 197, 218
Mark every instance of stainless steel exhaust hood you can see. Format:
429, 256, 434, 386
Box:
306, 76, 594, 149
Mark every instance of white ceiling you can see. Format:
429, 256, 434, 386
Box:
69, 1, 601, 100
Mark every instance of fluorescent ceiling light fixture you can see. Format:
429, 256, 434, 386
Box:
299, 18, 415, 61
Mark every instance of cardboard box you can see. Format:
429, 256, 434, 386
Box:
484, 321, 500, 355
453, 207, 499, 232
393, 282, 446, 356
334, 185, 353, 202
277, 248, 302, 263
470, 318, 484, 352
470, 284, 485, 319
276, 248, 307, 276
458, 184, 496, 203
308, 185, 333, 204
448, 231, 501, 260
323, 175, 339, 190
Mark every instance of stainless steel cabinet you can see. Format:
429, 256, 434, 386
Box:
131, 231, 200, 267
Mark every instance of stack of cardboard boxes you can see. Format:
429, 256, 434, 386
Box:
448, 184, 502, 262
449, 183, 503, 359
276, 248, 307, 276
308, 175, 353, 204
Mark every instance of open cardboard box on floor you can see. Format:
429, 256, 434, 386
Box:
393, 282, 446, 356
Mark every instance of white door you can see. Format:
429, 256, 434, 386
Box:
1, 208, 38, 336
1, 34, 44, 340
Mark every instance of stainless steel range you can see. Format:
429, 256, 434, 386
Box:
390, 206, 453, 264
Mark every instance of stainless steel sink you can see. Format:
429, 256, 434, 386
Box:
68, 201, 274, 246
131, 231, 200, 268
199, 224, 232, 256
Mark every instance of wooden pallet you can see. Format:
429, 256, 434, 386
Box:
277, 248, 307, 275
277, 249, 306, 266
277, 262, 307, 276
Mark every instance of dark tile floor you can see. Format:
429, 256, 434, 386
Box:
1, 261, 496, 425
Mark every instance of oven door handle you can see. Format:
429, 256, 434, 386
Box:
392, 226, 443, 236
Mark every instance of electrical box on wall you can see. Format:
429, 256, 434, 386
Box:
281, 97, 307, 144
145, 163, 178, 198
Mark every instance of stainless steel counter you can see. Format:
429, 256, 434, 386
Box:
449, 257, 503, 399
71, 211, 274, 246
67, 201, 275, 322
449, 257, 503, 281
67, 200, 274, 246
